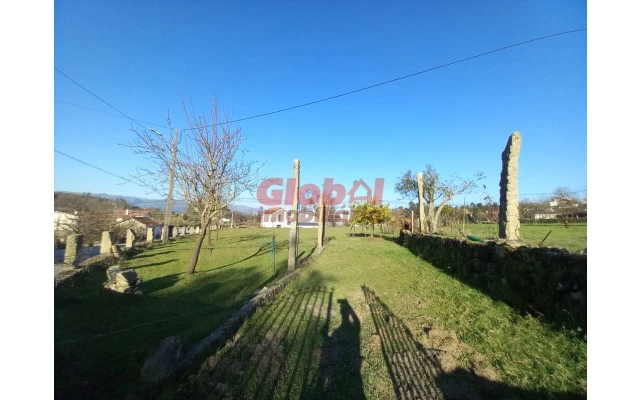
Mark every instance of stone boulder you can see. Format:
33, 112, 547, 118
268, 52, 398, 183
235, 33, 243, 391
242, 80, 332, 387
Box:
104, 266, 143, 294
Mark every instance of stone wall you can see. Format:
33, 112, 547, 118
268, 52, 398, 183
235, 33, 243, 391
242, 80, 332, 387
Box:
398, 230, 586, 332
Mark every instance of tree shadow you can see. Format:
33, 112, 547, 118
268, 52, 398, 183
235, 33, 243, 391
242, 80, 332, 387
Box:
136, 259, 178, 269
130, 250, 174, 260
297, 244, 318, 264
143, 273, 183, 294
362, 286, 585, 400
55, 263, 274, 400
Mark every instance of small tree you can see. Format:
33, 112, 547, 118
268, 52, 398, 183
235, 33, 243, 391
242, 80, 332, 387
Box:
128, 96, 264, 275
350, 199, 393, 237
395, 165, 484, 234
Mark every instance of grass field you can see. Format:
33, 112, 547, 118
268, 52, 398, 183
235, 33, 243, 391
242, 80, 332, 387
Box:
161, 228, 587, 399
54, 228, 319, 399
438, 222, 587, 253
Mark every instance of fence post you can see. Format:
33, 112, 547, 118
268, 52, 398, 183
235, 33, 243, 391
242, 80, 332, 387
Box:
288, 159, 300, 271
417, 172, 425, 233
64, 233, 83, 267
317, 191, 326, 248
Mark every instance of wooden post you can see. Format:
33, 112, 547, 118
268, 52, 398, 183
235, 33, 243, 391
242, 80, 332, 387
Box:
317, 191, 325, 248
411, 210, 414, 233
288, 159, 300, 271
417, 172, 425, 233
462, 197, 466, 236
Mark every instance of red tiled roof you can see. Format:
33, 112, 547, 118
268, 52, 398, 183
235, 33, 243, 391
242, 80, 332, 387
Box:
115, 216, 160, 227
264, 207, 285, 214
115, 209, 151, 218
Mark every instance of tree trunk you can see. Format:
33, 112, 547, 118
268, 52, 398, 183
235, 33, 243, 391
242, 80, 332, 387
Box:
432, 197, 453, 234
426, 187, 435, 233
187, 219, 210, 275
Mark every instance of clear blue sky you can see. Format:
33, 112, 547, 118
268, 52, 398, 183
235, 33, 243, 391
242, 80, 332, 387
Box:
54, 1, 587, 208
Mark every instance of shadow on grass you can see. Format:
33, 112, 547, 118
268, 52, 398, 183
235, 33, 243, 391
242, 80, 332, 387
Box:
167, 283, 367, 400
130, 250, 174, 260
382, 234, 586, 335
137, 259, 179, 269
362, 286, 585, 400
54, 256, 288, 400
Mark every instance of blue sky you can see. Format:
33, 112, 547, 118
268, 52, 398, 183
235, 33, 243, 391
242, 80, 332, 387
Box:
54, 1, 587, 209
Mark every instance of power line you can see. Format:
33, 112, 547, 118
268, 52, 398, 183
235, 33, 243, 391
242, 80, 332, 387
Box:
54, 149, 169, 198
56, 100, 169, 129
54, 67, 150, 131
217, 28, 586, 126
55, 149, 129, 181
55, 28, 585, 131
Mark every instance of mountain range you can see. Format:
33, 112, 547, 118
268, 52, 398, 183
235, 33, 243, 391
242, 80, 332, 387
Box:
76, 192, 260, 214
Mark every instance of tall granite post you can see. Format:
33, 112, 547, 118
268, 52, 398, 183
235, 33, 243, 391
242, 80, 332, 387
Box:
498, 131, 522, 241
64, 233, 83, 267
147, 227, 154, 243
100, 231, 116, 254
126, 229, 137, 248
417, 172, 426, 233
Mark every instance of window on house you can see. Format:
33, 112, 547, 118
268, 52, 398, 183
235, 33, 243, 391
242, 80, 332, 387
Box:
277, 214, 282, 222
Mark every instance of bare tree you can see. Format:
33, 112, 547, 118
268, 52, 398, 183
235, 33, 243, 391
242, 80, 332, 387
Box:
395, 165, 484, 234
128, 96, 264, 275
55, 211, 115, 245
553, 186, 575, 225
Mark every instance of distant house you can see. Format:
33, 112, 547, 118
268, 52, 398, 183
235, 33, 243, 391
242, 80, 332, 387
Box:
113, 216, 162, 240
115, 209, 152, 222
329, 210, 350, 227
534, 213, 559, 220
260, 207, 327, 228
54, 210, 78, 244
261, 207, 291, 228
297, 210, 318, 228
54, 210, 78, 232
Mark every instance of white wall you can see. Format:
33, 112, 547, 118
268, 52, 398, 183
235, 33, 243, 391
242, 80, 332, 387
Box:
261, 209, 290, 228
54, 211, 77, 231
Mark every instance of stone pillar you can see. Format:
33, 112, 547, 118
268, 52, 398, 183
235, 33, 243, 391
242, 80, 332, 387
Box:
147, 227, 154, 243
195, 226, 200, 235
498, 131, 522, 241
171, 226, 178, 238
189, 226, 194, 235
111, 244, 123, 258
100, 231, 115, 254
180, 226, 186, 236
417, 172, 426, 234
126, 229, 137, 248
288, 159, 300, 271
64, 233, 83, 267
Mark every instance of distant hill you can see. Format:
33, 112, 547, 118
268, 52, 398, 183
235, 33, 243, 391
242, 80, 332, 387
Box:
56, 192, 260, 215
90, 193, 187, 213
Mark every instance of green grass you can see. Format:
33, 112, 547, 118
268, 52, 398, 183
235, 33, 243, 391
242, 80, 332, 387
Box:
54, 228, 319, 399
163, 228, 587, 399
438, 222, 587, 253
